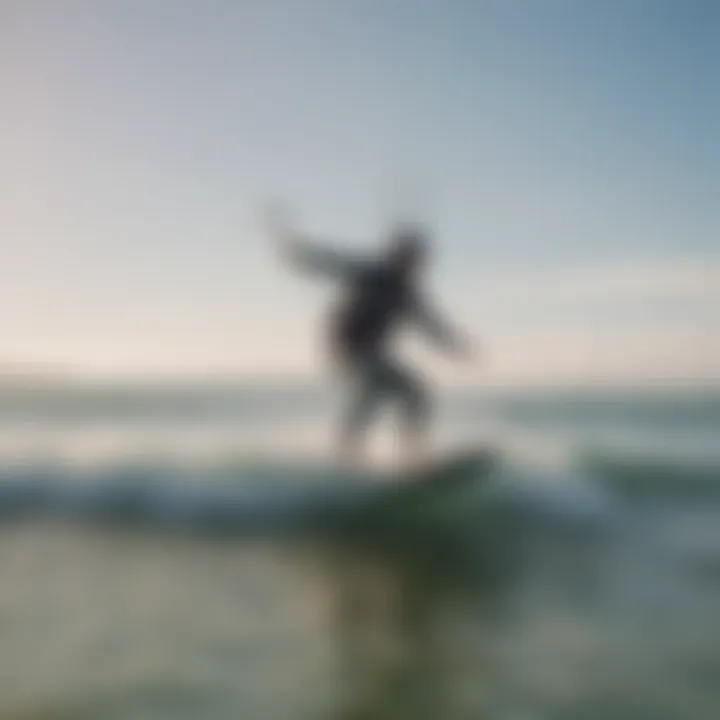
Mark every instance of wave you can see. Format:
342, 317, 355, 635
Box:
0, 459, 614, 540
578, 448, 720, 500
455, 389, 720, 432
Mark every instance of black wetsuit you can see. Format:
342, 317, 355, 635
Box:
330, 263, 414, 362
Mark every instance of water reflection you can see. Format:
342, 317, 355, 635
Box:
320, 535, 510, 720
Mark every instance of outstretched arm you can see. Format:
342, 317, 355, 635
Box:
412, 294, 475, 359
281, 236, 363, 279
264, 205, 363, 280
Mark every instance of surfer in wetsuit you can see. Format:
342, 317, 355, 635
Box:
267, 209, 473, 465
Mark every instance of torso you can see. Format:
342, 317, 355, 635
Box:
330, 264, 414, 360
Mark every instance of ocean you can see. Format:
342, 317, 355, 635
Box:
0, 381, 718, 719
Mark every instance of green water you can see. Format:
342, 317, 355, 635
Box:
0, 386, 719, 718
1, 515, 718, 720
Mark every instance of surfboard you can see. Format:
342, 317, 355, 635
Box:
321, 446, 499, 539
384, 446, 498, 491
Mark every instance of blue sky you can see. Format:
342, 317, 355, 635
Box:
1, 0, 718, 383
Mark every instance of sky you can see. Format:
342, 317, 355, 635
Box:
1, 0, 718, 385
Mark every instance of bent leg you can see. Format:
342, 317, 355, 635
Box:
381, 359, 431, 466
338, 357, 384, 466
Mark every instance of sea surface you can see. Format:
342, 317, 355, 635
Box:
0, 381, 719, 719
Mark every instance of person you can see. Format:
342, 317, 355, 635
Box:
267, 208, 474, 467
